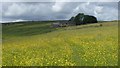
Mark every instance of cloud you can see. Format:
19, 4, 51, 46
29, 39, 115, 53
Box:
1, 2, 118, 23
4, 3, 26, 16
2, 2, 54, 20
2, 0, 119, 2
0, 2, 2, 21
52, 2, 65, 12
94, 6, 103, 15
94, 5, 118, 21
12, 19, 27, 22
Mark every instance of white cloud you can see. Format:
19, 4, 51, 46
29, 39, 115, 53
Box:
2, 0, 55, 2
52, 0, 69, 12
52, 2, 63, 12
0, 2, 2, 23
72, 2, 90, 14
1, 2, 118, 23
4, 3, 26, 16
94, 6, 118, 21
94, 6, 103, 15
4, 3, 53, 17
2, 0, 119, 2
1, 18, 27, 23
12, 19, 26, 22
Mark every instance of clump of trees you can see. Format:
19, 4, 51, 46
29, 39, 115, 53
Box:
68, 13, 97, 25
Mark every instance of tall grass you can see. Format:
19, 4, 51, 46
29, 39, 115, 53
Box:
2, 21, 118, 66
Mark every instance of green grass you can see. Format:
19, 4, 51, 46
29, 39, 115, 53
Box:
2, 21, 118, 66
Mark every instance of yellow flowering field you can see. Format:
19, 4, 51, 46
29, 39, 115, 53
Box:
2, 21, 118, 66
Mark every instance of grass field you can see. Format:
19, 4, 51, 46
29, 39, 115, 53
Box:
2, 21, 118, 66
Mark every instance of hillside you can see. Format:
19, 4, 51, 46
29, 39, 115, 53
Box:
2, 21, 118, 66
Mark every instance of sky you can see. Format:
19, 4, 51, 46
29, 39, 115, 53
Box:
0, 0, 119, 23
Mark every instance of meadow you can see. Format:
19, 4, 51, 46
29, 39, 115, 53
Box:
2, 21, 118, 66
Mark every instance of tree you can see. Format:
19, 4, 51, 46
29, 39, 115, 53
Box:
68, 16, 75, 24
68, 13, 98, 25
74, 13, 84, 25
83, 15, 97, 24
69, 16, 75, 22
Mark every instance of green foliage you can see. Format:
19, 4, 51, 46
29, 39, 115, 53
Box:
74, 13, 84, 25
69, 16, 74, 22
69, 13, 98, 25
83, 15, 97, 24
68, 17, 75, 25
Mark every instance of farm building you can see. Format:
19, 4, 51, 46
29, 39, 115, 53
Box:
51, 21, 68, 27
51, 22, 60, 27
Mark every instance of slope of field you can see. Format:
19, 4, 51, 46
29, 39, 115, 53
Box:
2, 21, 118, 66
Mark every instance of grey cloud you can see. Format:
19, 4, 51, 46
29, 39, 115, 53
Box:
2, 0, 120, 2
1, 2, 118, 23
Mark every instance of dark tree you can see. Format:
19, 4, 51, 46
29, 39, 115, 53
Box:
68, 17, 75, 24
69, 16, 75, 22
69, 17, 75, 22
68, 16, 75, 24
74, 13, 84, 25
68, 13, 98, 25
83, 15, 97, 24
